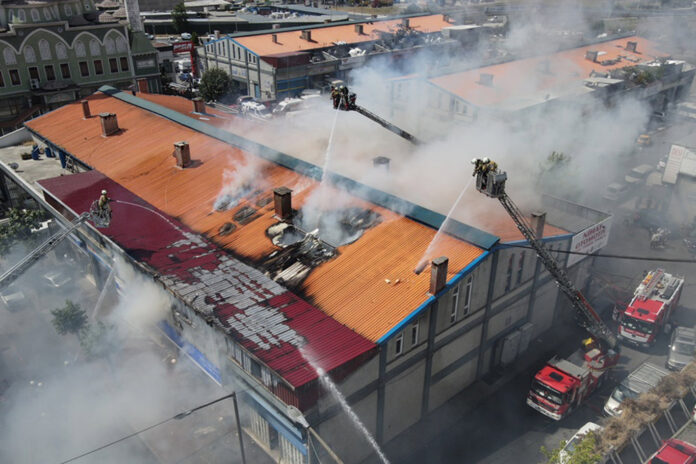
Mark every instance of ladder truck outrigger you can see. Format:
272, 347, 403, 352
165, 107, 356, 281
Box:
330, 83, 422, 146
472, 158, 620, 420
0, 190, 112, 289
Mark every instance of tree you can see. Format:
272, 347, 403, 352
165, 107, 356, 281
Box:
190, 31, 200, 46
199, 68, 230, 102
0, 207, 47, 256
172, 3, 189, 34
541, 431, 603, 464
51, 300, 88, 337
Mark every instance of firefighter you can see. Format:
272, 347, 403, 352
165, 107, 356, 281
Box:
330, 86, 340, 109
471, 158, 483, 176
98, 189, 110, 211
339, 85, 349, 110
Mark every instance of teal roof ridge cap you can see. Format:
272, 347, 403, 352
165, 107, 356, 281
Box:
97, 86, 499, 250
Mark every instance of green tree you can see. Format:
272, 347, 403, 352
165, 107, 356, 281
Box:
541, 431, 603, 464
199, 68, 230, 101
51, 300, 88, 337
0, 207, 47, 256
172, 3, 189, 34
190, 31, 200, 46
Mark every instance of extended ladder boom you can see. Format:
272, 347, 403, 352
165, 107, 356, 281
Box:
474, 165, 617, 350
353, 106, 422, 145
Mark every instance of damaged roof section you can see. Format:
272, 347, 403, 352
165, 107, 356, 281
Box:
38, 170, 376, 397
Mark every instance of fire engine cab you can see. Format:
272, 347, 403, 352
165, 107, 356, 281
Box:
618, 269, 684, 348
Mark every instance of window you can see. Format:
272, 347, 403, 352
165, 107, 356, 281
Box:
462, 276, 473, 317
17, 9, 26, 22
109, 58, 118, 73
0, 72, 4, 87
9, 69, 20, 86
64, 4, 72, 16
60, 63, 70, 79
44, 65, 55, 80
94, 60, 103, 75
450, 285, 459, 323
79, 61, 89, 77
28, 67, 39, 80
504, 253, 514, 292
250, 359, 262, 379
394, 333, 403, 356
411, 320, 419, 346
517, 253, 525, 285
43, 7, 52, 20
31, 8, 40, 21
119, 56, 129, 71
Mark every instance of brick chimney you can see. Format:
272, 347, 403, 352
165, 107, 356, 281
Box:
272, 33, 278, 43
355, 24, 364, 35
273, 187, 292, 220
626, 41, 637, 53
99, 113, 119, 136
272, 23, 280, 29
173, 141, 191, 168
192, 97, 205, 113
478, 73, 494, 86
530, 211, 546, 239
301, 30, 312, 41
81, 100, 91, 119
373, 156, 390, 171
402, 18, 410, 28
585, 50, 598, 62
430, 256, 448, 295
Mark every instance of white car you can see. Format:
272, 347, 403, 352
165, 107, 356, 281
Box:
559, 422, 604, 464
180, 32, 192, 40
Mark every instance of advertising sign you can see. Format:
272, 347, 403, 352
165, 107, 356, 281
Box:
173, 41, 193, 54
567, 216, 612, 266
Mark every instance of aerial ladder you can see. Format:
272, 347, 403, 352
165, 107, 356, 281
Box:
0, 191, 112, 289
330, 84, 422, 146
472, 159, 618, 352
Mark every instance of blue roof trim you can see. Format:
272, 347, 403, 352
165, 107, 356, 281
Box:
377, 250, 491, 344
98, 86, 500, 250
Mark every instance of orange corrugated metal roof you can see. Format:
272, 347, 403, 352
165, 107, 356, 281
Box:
235, 14, 453, 56
429, 36, 666, 107
26, 93, 484, 342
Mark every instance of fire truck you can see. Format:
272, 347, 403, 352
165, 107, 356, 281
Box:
617, 269, 684, 348
473, 160, 619, 421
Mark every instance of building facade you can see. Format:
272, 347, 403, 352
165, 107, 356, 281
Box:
0, 0, 160, 135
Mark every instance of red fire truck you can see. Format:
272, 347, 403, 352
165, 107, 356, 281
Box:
618, 269, 684, 348
473, 162, 620, 421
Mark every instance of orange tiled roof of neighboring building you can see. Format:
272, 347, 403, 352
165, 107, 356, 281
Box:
234, 14, 454, 56
429, 36, 666, 107
26, 92, 486, 342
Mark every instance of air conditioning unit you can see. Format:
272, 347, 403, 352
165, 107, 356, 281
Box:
30, 79, 40, 90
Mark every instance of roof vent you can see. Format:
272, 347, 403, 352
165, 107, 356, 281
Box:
430, 256, 448, 295
192, 97, 205, 113
273, 186, 293, 220
81, 100, 91, 119
585, 50, 598, 62
301, 30, 312, 41
402, 18, 410, 28
530, 211, 546, 239
478, 73, 494, 86
173, 141, 191, 168
355, 24, 364, 35
272, 33, 279, 43
626, 41, 637, 53
373, 156, 390, 171
99, 112, 119, 137
443, 14, 451, 22
213, 29, 220, 39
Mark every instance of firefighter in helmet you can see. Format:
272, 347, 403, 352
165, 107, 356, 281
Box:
98, 190, 110, 211
471, 158, 483, 176
339, 85, 349, 110
330, 85, 340, 109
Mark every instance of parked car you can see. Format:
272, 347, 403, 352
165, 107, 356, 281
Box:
667, 327, 696, 371
43, 269, 72, 288
625, 163, 654, 185
604, 362, 669, 416
602, 182, 630, 202
235, 95, 255, 106
180, 32, 192, 40
559, 422, 605, 464
648, 439, 696, 463
637, 134, 653, 147
0, 285, 25, 312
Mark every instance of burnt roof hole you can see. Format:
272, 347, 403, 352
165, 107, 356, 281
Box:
268, 223, 306, 248
218, 222, 236, 236
294, 207, 381, 247
262, 234, 336, 288
213, 183, 254, 211
233, 206, 258, 224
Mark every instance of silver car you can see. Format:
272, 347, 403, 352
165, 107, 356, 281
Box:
667, 326, 696, 371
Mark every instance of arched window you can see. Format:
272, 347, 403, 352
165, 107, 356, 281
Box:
39, 39, 51, 60
115, 35, 127, 53
55, 42, 67, 60
64, 4, 72, 16
75, 41, 86, 58
3, 47, 17, 65
17, 9, 26, 22
104, 37, 115, 54
89, 39, 100, 56
30, 9, 40, 22
24, 45, 36, 63
43, 8, 52, 20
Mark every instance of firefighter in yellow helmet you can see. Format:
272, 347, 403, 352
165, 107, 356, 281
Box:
98, 189, 110, 212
